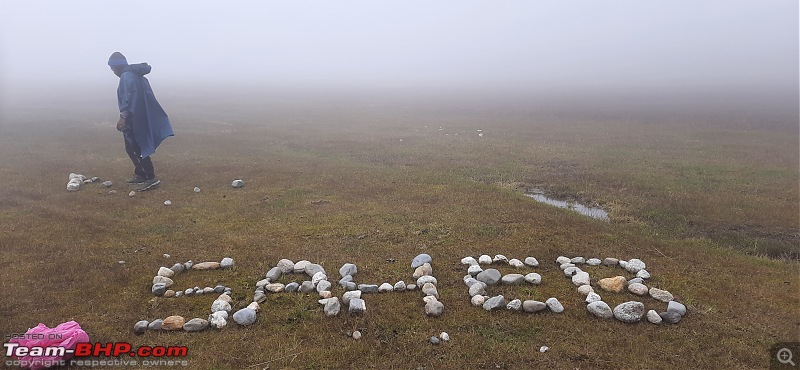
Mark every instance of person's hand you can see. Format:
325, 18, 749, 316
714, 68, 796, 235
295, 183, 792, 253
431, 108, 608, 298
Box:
116, 116, 126, 132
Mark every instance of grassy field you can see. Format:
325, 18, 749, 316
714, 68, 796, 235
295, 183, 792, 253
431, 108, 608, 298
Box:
0, 88, 797, 369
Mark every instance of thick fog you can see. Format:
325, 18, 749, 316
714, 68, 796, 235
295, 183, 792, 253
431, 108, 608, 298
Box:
0, 1, 797, 97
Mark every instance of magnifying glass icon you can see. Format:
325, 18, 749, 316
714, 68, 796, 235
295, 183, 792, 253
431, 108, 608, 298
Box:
778, 348, 796, 366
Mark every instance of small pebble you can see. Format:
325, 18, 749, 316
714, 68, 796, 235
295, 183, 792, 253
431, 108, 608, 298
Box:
164, 200, 172, 206
129, 191, 136, 197
439, 332, 450, 341
352, 330, 362, 340
429, 336, 440, 345
194, 187, 201, 193
540, 346, 549, 353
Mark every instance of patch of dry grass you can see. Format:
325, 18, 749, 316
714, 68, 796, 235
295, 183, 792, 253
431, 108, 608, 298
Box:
0, 93, 797, 369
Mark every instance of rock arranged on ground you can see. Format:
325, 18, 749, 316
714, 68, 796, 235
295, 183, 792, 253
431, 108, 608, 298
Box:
231, 179, 245, 188
613, 301, 645, 323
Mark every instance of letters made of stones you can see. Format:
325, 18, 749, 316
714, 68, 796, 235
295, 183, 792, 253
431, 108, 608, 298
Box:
136, 253, 687, 334
135, 253, 442, 334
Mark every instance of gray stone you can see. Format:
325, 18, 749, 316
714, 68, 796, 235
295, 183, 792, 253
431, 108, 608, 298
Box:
587, 301, 613, 319
417, 275, 437, 286
522, 300, 547, 313
556, 256, 571, 265
203, 287, 214, 294
476, 269, 501, 285
134, 320, 149, 334
572, 271, 590, 286
232, 308, 257, 325
276, 259, 295, 273
467, 264, 483, 276
253, 292, 267, 303
349, 298, 366, 315
324, 297, 341, 317
646, 310, 662, 324
430, 336, 441, 345
501, 273, 525, 285
285, 282, 300, 292
231, 179, 245, 188
478, 254, 492, 264
342, 291, 362, 306
628, 278, 644, 285
508, 259, 524, 268
339, 263, 357, 277
524, 257, 539, 267
570, 256, 585, 264
208, 311, 228, 329
649, 287, 674, 302
602, 257, 619, 266
294, 260, 311, 274
339, 275, 353, 286
422, 282, 439, 298
627, 283, 648, 296
266, 267, 283, 281
613, 301, 645, 323
256, 278, 270, 287
471, 295, 486, 307
586, 258, 602, 266
316, 280, 332, 293
220, 257, 235, 269
265, 283, 285, 293
411, 253, 432, 268
183, 318, 209, 332
378, 283, 393, 293
213, 285, 225, 293
667, 301, 687, 316
184, 288, 194, 296
560, 263, 576, 270
636, 269, 651, 279
585, 292, 602, 304
305, 263, 325, 277
524, 273, 542, 285
342, 282, 357, 291
358, 284, 379, 293
170, 263, 185, 274
483, 295, 506, 311
147, 319, 163, 330
393, 281, 406, 291
101, 180, 113, 187
659, 311, 682, 324
299, 281, 315, 293
152, 283, 167, 296
545, 298, 564, 313
461, 256, 478, 265
577, 285, 594, 296
184, 260, 193, 270
464, 277, 480, 288
563, 266, 581, 277
625, 259, 646, 273
425, 300, 444, 317
469, 281, 486, 297
406, 284, 417, 291
506, 299, 522, 310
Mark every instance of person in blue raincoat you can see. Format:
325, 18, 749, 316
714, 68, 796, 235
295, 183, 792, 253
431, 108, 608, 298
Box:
108, 52, 173, 191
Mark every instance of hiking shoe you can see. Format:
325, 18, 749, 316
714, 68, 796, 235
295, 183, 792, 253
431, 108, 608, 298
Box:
126, 175, 147, 184
136, 177, 161, 192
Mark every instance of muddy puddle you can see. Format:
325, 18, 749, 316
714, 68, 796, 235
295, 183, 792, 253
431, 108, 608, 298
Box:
524, 190, 609, 221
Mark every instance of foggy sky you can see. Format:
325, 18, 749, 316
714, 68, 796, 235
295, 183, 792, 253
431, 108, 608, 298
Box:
0, 1, 797, 93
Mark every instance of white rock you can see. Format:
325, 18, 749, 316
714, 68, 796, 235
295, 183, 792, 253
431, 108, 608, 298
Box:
506, 299, 522, 310
393, 281, 406, 291
625, 259, 646, 273
556, 256, 571, 265
294, 260, 311, 273
211, 300, 232, 313
152, 276, 174, 287
508, 259, 524, 268
467, 264, 483, 276
342, 290, 362, 306
208, 311, 228, 329
570, 256, 585, 264
524, 273, 542, 285
587, 301, 613, 319
478, 255, 492, 264
545, 298, 564, 313
439, 332, 450, 341
492, 254, 508, 264
417, 275, 437, 286
352, 330, 362, 340
636, 269, 651, 279
231, 179, 245, 188
247, 302, 259, 311
129, 191, 136, 197
194, 187, 201, 193
220, 257, 235, 269
164, 200, 172, 206
461, 257, 478, 265
540, 346, 549, 353
587, 258, 602, 266
585, 292, 602, 304
471, 295, 486, 306
577, 285, 594, 296
572, 271, 590, 286
378, 283, 393, 292
157, 267, 174, 278
524, 257, 539, 267
311, 271, 327, 285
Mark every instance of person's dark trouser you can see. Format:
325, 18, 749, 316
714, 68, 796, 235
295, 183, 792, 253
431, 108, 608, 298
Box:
123, 131, 155, 180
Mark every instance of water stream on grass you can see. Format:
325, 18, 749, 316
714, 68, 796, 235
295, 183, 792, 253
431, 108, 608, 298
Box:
524, 190, 609, 221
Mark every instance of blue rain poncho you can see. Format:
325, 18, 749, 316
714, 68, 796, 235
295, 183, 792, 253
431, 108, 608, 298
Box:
117, 63, 173, 158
